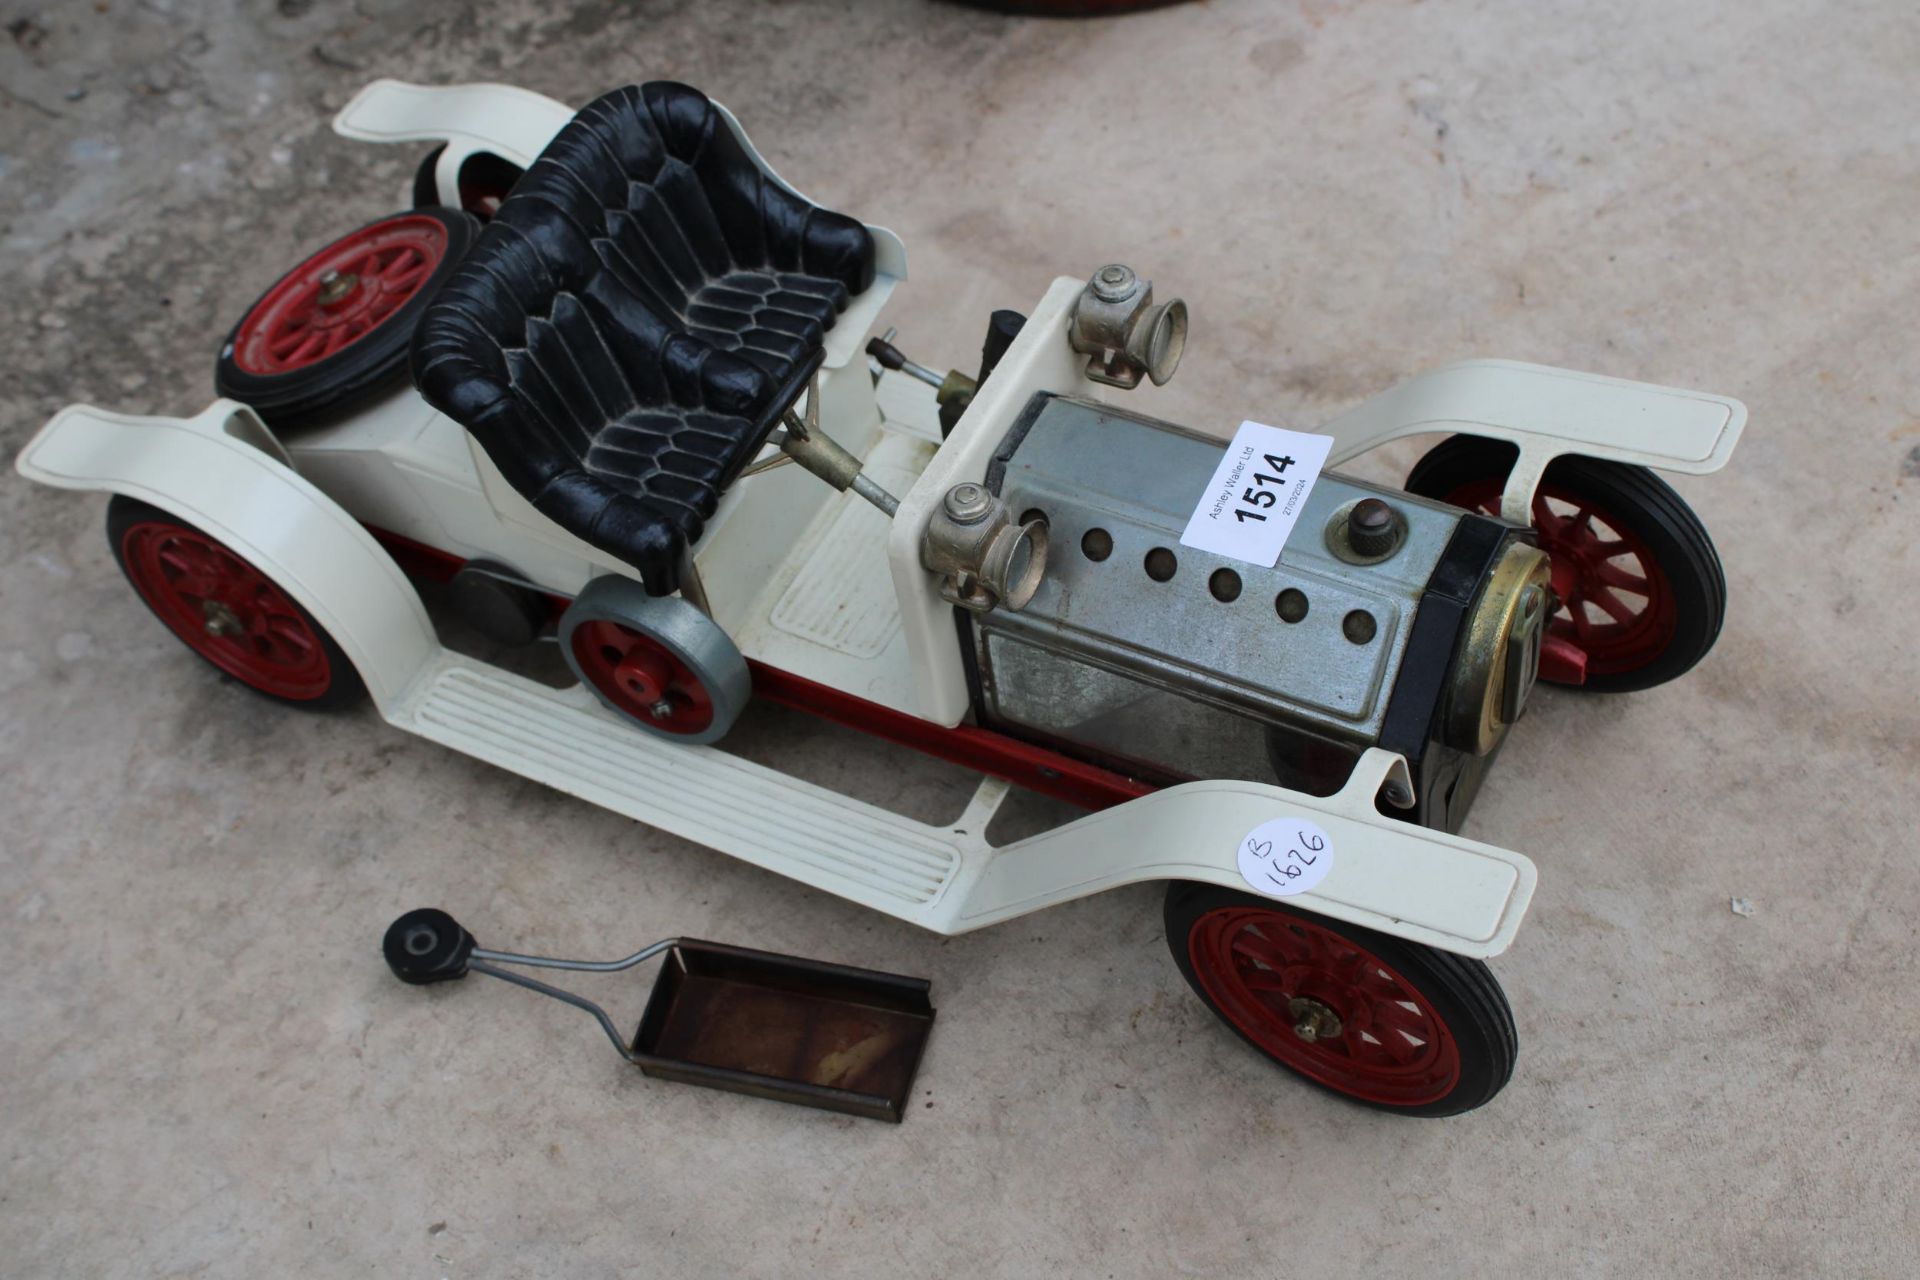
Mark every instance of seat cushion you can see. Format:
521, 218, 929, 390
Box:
411, 82, 875, 595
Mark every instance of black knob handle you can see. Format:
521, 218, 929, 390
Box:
865, 336, 909, 371
1347, 499, 1400, 558
383, 908, 476, 985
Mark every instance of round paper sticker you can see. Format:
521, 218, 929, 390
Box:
1237, 817, 1334, 898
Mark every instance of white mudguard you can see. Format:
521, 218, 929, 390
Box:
944, 748, 1535, 955
15, 401, 438, 711
332, 78, 575, 169
1320, 358, 1747, 522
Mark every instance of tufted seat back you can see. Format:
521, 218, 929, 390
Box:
412, 82, 875, 595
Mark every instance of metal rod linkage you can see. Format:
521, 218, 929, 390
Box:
463, 938, 682, 1064
850, 473, 900, 517
467, 960, 641, 1063
772, 374, 901, 518
470, 938, 679, 974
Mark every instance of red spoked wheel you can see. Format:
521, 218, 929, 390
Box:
1165, 883, 1515, 1116
557, 577, 752, 746
1444, 475, 1676, 681
1405, 437, 1726, 693
568, 619, 716, 737
214, 207, 476, 431
229, 214, 447, 376
106, 497, 364, 709
1188, 908, 1461, 1105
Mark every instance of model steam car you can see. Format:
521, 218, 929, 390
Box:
16, 79, 1744, 1116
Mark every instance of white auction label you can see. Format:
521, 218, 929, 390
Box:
1179, 421, 1334, 567
1237, 816, 1335, 899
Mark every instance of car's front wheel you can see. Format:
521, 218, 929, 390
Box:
1405, 435, 1726, 692
1164, 881, 1516, 1116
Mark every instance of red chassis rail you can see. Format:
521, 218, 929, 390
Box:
366, 526, 1156, 812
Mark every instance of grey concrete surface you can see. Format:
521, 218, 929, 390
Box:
2, 1, 1916, 1276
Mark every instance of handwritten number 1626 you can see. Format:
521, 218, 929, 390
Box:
1233, 454, 1297, 523
1246, 830, 1325, 888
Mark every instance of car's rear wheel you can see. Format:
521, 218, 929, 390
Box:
107, 496, 365, 710
1165, 881, 1516, 1116
213, 207, 476, 431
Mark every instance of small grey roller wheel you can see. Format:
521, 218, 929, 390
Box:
559, 577, 751, 745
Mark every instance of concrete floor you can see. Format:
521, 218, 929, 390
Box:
2, 0, 1916, 1275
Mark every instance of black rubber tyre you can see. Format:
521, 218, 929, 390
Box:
1405, 435, 1727, 693
107, 496, 367, 711
410, 144, 446, 210
1164, 881, 1516, 1117
213, 207, 477, 432
411, 144, 524, 221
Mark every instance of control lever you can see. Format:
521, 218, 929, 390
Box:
746, 371, 900, 517
867, 336, 980, 432
865, 336, 946, 389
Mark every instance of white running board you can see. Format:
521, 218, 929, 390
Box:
396, 657, 967, 911
387, 654, 1535, 956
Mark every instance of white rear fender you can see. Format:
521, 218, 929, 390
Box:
332, 78, 576, 168
1321, 359, 1747, 522
15, 401, 437, 711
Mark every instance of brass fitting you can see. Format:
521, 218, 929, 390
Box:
1442, 540, 1553, 755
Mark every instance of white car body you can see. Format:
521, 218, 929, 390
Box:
14, 81, 1747, 959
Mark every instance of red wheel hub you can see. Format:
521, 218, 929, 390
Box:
119, 521, 332, 699
1445, 479, 1677, 682
569, 619, 714, 735
1188, 907, 1460, 1106
231, 214, 448, 375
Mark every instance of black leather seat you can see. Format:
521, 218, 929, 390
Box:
411, 83, 876, 595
